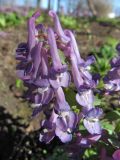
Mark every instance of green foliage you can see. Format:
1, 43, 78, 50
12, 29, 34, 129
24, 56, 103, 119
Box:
94, 95, 102, 106
0, 14, 6, 27
16, 79, 23, 88
106, 110, 120, 121
48, 148, 68, 160
60, 16, 77, 29
64, 87, 80, 114
101, 119, 115, 134
0, 12, 25, 28
64, 88, 77, 107
83, 148, 97, 160
115, 120, 120, 133
91, 43, 117, 77
101, 109, 120, 135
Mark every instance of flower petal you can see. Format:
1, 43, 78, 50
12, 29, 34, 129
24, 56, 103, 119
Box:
32, 106, 42, 117
31, 42, 42, 79
60, 72, 71, 87
66, 111, 78, 129
113, 149, 120, 160
83, 119, 102, 135
39, 131, 55, 144
55, 127, 72, 143
56, 117, 67, 131
86, 108, 103, 119
76, 90, 94, 111
42, 88, 54, 104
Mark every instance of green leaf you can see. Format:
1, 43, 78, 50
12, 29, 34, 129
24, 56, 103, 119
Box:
16, 79, 23, 88
106, 37, 119, 47
94, 96, 101, 106
115, 120, 120, 132
83, 148, 97, 159
106, 111, 120, 121
101, 120, 115, 134
64, 87, 78, 107
0, 16, 6, 27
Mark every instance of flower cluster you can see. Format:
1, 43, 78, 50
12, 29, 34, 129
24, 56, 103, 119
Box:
16, 10, 103, 145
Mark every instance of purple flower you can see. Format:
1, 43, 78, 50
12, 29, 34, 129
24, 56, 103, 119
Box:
16, 10, 103, 148
76, 88, 102, 134
64, 36, 96, 95
26, 53, 54, 116
76, 133, 101, 147
16, 42, 28, 61
104, 68, 120, 92
31, 88, 54, 117
39, 109, 78, 143
78, 56, 96, 88
39, 110, 58, 143
39, 120, 56, 144
27, 11, 40, 54
104, 67, 120, 81
47, 28, 71, 88
76, 89, 102, 134
104, 43, 120, 92
49, 10, 69, 43
16, 41, 43, 81
83, 108, 103, 134
66, 133, 101, 159
65, 32, 96, 90
55, 87, 70, 111
111, 56, 120, 68
76, 90, 94, 112
64, 30, 84, 65
67, 43, 84, 90
113, 149, 120, 160
17, 42, 54, 117
22, 11, 41, 67
55, 110, 78, 143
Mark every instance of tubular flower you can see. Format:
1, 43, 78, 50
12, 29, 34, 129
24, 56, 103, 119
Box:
49, 10, 69, 43
65, 31, 96, 90
47, 28, 71, 89
55, 110, 78, 143
62, 34, 102, 135
54, 87, 70, 111
76, 90, 102, 134
39, 109, 78, 143
64, 30, 84, 65
16, 10, 102, 147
